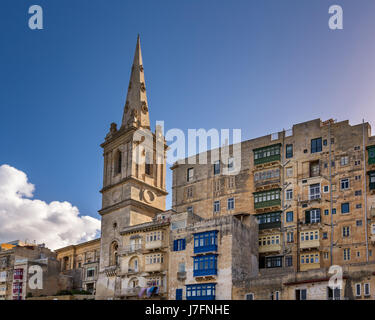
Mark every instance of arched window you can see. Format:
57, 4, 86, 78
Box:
129, 257, 139, 272
110, 241, 119, 266
114, 150, 122, 175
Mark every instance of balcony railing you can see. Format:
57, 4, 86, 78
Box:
259, 221, 281, 230
193, 268, 217, 277
123, 288, 139, 297
145, 263, 164, 273
103, 265, 118, 277
300, 261, 320, 272
254, 154, 281, 166
254, 178, 281, 189
177, 271, 186, 281
300, 238, 320, 249
254, 199, 281, 209
145, 240, 163, 250
309, 193, 321, 201
121, 244, 143, 254
127, 267, 140, 274
259, 243, 281, 253
194, 244, 217, 254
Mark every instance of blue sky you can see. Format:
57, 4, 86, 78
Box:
1, 0, 375, 222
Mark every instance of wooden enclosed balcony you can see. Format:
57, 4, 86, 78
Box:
145, 263, 164, 273
145, 240, 164, 250
300, 230, 320, 249
258, 234, 281, 253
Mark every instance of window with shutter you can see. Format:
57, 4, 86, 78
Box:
305, 211, 311, 224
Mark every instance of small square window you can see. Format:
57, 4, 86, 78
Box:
364, 283, 370, 296
213, 201, 220, 213
286, 189, 293, 201
356, 283, 361, 296
311, 138, 322, 153
286, 211, 293, 222
342, 226, 350, 237
213, 161, 220, 175
227, 198, 235, 210
187, 168, 194, 182
344, 248, 351, 261
286, 144, 293, 159
340, 156, 349, 166
341, 178, 349, 190
341, 203, 350, 214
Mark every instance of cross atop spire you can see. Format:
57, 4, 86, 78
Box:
121, 35, 150, 130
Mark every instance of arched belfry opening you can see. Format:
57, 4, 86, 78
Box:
110, 241, 119, 266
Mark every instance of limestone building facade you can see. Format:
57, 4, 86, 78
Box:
168, 212, 258, 300
89, 36, 375, 300
55, 238, 101, 294
0, 242, 68, 300
172, 118, 375, 275
105, 211, 171, 299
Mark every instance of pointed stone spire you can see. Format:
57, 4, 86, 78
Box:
121, 35, 150, 130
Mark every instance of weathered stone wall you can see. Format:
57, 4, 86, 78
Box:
172, 119, 375, 274
231, 215, 258, 285
168, 213, 258, 300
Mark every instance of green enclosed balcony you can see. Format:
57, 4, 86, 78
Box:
367, 146, 375, 165
254, 189, 281, 209
256, 211, 281, 230
253, 144, 281, 166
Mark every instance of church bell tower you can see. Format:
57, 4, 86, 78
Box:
96, 36, 167, 298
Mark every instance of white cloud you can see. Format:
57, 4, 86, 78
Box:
0, 164, 101, 250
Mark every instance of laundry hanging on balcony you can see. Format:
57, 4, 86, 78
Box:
138, 287, 146, 298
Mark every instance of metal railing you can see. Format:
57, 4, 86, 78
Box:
121, 244, 143, 254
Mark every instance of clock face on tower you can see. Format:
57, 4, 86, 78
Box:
112, 190, 121, 204
140, 188, 155, 204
